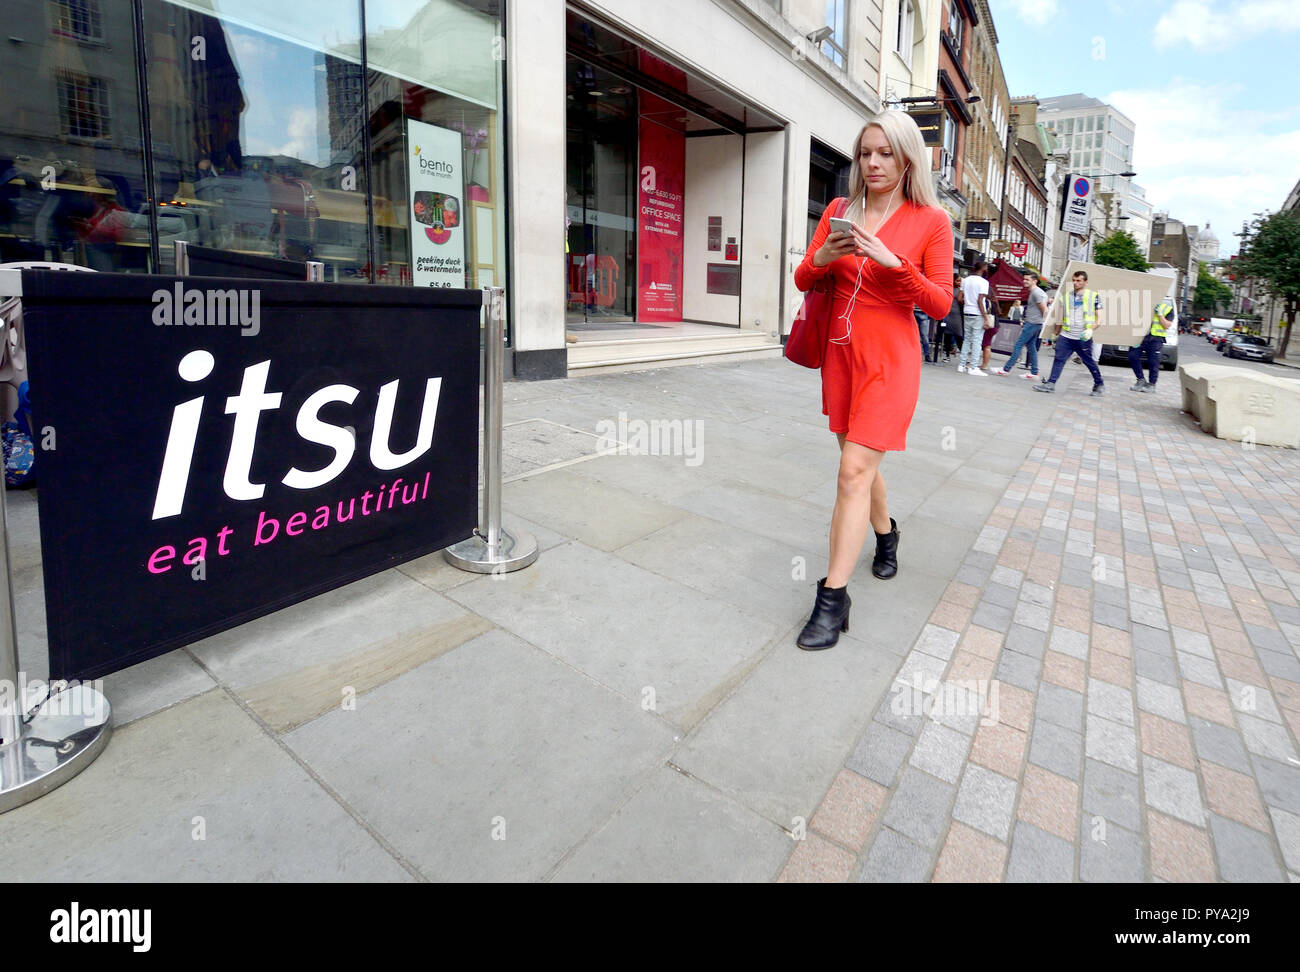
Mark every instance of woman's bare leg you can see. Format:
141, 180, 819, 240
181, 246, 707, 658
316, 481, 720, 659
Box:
837, 433, 891, 534
827, 440, 884, 588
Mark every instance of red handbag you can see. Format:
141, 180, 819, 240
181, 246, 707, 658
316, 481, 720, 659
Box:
785, 197, 848, 369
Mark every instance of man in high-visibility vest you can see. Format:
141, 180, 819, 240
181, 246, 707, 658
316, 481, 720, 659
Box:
1129, 299, 1175, 393
1034, 270, 1105, 395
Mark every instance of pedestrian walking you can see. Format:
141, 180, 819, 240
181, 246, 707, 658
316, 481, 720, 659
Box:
1034, 269, 1105, 396
913, 305, 931, 361
980, 303, 1000, 373
793, 110, 954, 650
995, 270, 1048, 380
1129, 298, 1174, 392
931, 275, 962, 362
958, 261, 993, 376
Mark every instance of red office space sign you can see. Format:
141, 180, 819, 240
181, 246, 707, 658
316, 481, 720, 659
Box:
637, 55, 686, 322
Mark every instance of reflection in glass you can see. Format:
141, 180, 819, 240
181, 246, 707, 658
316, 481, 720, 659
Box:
143, 0, 369, 279
366, 0, 505, 289
0, 2, 150, 270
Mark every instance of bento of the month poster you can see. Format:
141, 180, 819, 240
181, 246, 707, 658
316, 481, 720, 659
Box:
407, 119, 466, 288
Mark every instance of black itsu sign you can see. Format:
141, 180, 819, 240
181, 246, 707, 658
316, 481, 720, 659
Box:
21, 270, 481, 680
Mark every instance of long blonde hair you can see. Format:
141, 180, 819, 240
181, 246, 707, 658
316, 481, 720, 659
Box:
847, 110, 942, 215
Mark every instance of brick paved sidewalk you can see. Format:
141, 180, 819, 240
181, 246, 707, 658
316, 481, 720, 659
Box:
780, 368, 1300, 882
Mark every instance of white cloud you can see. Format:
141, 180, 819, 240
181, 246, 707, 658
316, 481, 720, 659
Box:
1155, 0, 1300, 50
265, 108, 319, 162
1004, 0, 1060, 26
1107, 79, 1300, 253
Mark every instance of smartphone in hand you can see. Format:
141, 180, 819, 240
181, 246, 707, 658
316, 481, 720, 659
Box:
828, 217, 856, 236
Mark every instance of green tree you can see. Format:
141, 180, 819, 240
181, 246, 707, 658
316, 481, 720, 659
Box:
1193, 262, 1233, 315
1093, 230, 1151, 272
1235, 210, 1300, 357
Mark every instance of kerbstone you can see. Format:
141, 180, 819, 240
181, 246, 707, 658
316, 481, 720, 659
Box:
1253, 756, 1300, 815
1225, 679, 1283, 724
952, 763, 1018, 841
1083, 759, 1142, 832
1085, 713, 1139, 773
1256, 648, 1300, 682
1088, 679, 1135, 727
1029, 720, 1084, 781
973, 601, 1015, 634
1176, 652, 1224, 689
1134, 648, 1178, 686
1238, 713, 1298, 763
1050, 627, 1089, 660
996, 650, 1042, 692
1269, 807, 1300, 874
1190, 717, 1252, 773
858, 828, 932, 883
1142, 754, 1206, 826
1136, 676, 1187, 724
847, 722, 913, 787
1005, 821, 1074, 882
909, 720, 971, 784
1037, 682, 1085, 732
1092, 601, 1130, 630
1079, 819, 1145, 882
882, 768, 957, 848
1005, 623, 1047, 660
1210, 814, 1285, 883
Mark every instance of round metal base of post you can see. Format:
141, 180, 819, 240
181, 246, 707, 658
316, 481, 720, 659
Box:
444, 526, 539, 574
0, 685, 112, 814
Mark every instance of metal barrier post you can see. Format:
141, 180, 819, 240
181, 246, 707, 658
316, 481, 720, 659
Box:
0, 269, 111, 814
306, 261, 324, 282
173, 239, 189, 275
444, 287, 538, 574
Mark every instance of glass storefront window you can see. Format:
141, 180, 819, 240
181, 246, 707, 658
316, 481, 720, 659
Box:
142, 0, 369, 280
566, 58, 639, 321
1, 2, 150, 270
3, 0, 506, 295
365, 0, 506, 290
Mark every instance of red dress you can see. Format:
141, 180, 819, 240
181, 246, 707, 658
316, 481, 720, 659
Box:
795, 198, 954, 451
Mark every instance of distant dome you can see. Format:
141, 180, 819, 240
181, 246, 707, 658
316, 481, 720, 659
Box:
1198, 223, 1219, 243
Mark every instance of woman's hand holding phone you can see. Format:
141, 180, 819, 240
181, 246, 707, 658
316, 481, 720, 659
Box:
813, 225, 859, 267
849, 225, 901, 269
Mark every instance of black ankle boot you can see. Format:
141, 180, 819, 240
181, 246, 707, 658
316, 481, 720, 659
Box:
797, 578, 851, 651
872, 518, 900, 579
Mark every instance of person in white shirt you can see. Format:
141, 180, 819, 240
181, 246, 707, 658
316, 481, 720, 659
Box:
958, 262, 992, 375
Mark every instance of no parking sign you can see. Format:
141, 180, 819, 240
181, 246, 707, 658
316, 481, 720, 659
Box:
1062, 175, 1092, 235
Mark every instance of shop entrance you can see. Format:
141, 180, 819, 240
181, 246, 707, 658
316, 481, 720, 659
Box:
565, 11, 783, 341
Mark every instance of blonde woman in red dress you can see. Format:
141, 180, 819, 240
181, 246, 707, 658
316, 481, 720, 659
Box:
794, 111, 954, 650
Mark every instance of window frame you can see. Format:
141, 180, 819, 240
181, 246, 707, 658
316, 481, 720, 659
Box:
50, 0, 106, 43
55, 68, 111, 140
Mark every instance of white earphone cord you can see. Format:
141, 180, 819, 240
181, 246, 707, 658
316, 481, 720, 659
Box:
830, 178, 904, 346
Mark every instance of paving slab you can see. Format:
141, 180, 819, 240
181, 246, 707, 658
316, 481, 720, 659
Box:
0, 690, 412, 881
672, 623, 899, 826
552, 765, 792, 882
284, 628, 676, 881
447, 541, 781, 729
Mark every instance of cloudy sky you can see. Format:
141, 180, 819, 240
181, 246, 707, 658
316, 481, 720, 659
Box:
990, 0, 1300, 256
